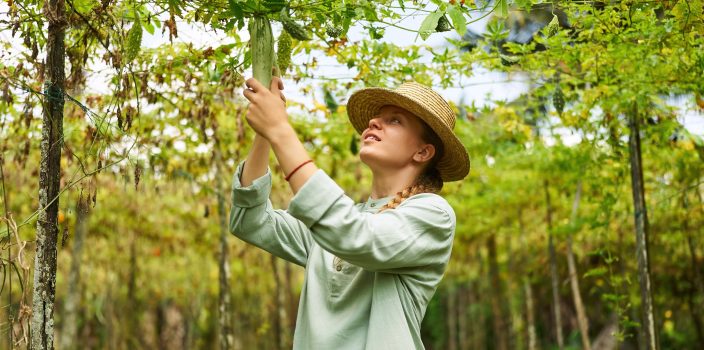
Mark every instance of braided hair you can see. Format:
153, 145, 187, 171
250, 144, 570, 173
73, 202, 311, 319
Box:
377, 120, 444, 212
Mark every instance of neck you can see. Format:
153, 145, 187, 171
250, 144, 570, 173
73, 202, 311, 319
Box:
369, 166, 420, 199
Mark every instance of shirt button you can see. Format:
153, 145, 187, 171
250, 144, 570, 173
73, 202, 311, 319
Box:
370, 203, 376, 207
336, 266, 342, 271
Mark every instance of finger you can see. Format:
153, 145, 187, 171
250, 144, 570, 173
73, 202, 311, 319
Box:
270, 76, 284, 94
245, 77, 265, 93
242, 88, 255, 101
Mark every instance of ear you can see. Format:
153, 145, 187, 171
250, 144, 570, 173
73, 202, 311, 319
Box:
413, 144, 436, 163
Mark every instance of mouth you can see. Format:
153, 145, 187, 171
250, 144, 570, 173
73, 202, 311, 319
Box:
363, 132, 381, 143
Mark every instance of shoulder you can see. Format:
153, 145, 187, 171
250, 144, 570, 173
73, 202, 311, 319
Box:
402, 192, 454, 215
397, 192, 456, 227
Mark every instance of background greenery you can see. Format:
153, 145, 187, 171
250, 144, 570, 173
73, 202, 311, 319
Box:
0, 0, 703, 349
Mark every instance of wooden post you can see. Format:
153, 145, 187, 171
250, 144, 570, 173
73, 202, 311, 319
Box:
544, 180, 564, 349
487, 235, 509, 350
627, 107, 659, 350
566, 181, 591, 350
458, 284, 469, 350
518, 209, 538, 350
216, 154, 236, 350
31, 0, 66, 348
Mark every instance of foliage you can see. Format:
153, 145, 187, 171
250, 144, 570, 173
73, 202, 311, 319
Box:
0, 0, 703, 348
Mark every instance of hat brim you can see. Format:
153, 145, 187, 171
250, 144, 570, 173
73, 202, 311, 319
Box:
347, 87, 470, 182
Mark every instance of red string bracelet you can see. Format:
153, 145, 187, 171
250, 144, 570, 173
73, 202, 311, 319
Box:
285, 159, 314, 182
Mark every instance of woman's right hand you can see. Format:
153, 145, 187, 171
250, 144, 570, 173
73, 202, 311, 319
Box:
242, 77, 289, 142
239, 76, 287, 187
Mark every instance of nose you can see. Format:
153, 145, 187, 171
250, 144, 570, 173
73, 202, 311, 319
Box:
367, 117, 382, 130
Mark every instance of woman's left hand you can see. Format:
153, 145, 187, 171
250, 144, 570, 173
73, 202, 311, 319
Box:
242, 76, 291, 141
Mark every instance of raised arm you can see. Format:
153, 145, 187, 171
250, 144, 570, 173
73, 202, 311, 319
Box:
230, 76, 315, 266
240, 134, 271, 187
229, 159, 314, 267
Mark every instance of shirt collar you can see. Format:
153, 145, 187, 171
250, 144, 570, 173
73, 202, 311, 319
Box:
364, 195, 394, 210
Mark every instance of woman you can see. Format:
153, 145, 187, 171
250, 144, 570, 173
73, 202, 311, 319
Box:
231, 76, 470, 349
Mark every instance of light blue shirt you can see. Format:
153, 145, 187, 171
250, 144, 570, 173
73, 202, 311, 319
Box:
229, 161, 456, 349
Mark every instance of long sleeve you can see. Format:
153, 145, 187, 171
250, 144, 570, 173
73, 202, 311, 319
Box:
287, 169, 456, 272
229, 161, 313, 267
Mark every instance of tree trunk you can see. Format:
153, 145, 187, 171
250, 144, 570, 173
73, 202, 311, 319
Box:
518, 209, 538, 350
59, 197, 89, 350
284, 262, 297, 340
544, 180, 564, 349
106, 286, 117, 350
1, 157, 12, 349
627, 107, 659, 350
592, 314, 619, 350
239, 250, 253, 349
447, 285, 458, 350
504, 220, 519, 350
31, 0, 66, 348
487, 235, 509, 350
566, 180, 591, 350
127, 228, 139, 347
523, 279, 537, 350
270, 256, 288, 350
467, 280, 484, 350
278, 263, 291, 349
158, 301, 186, 350
216, 160, 236, 350
458, 284, 468, 350
683, 194, 704, 345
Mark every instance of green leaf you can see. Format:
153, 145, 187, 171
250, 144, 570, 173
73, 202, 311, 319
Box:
498, 0, 508, 18
447, 6, 466, 36
263, 0, 286, 12
397, 0, 405, 11
142, 17, 155, 35
72, 0, 97, 14
323, 89, 338, 112
418, 10, 445, 41
369, 26, 384, 39
242, 49, 252, 69
228, 0, 244, 19
583, 266, 608, 278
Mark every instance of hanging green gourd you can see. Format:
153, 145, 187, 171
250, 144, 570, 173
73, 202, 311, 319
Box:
553, 85, 565, 116
249, 15, 275, 88
125, 11, 143, 62
500, 53, 519, 66
326, 25, 343, 38
280, 8, 312, 41
277, 30, 292, 75
435, 15, 453, 32
546, 14, 560, 37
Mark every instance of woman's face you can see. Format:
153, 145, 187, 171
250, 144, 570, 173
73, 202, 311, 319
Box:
359, 105, 436, 172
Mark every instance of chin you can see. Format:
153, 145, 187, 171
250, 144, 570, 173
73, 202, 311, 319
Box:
359, 150, 371, 165
359, 150, 387, 170
359, 149, 377, 166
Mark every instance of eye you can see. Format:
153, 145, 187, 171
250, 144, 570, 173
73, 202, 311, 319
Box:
390, 117, 400, 124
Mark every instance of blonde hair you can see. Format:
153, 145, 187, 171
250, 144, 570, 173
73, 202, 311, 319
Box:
377, 120, 444, 212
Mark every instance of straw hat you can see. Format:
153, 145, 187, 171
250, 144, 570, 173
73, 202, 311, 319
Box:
347, 82, 470, 182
